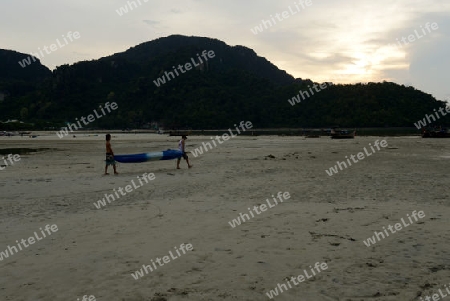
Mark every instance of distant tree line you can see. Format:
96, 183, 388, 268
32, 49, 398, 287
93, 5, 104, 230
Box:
0, 35, 448, 130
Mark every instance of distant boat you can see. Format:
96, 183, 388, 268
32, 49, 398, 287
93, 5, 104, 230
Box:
331, 128, 356, 139
1, 131, 19, 136
422, 127, 450, 138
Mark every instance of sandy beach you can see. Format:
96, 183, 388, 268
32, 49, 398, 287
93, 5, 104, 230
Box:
1, 133, 449, 301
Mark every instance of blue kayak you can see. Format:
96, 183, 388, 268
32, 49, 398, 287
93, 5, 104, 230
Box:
114, 149, 183, 163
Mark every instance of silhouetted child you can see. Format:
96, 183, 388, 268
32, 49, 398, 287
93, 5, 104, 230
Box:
105, 134, 118, 175
177, 135, 193, 169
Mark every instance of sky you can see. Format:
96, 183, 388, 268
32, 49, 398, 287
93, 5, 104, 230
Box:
2, 0, 450, 102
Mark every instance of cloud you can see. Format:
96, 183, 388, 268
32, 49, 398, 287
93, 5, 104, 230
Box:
143, 20, 160, 26
1, 0, 449, 99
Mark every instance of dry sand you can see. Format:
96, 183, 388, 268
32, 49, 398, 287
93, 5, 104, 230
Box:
0, 133, 449, 301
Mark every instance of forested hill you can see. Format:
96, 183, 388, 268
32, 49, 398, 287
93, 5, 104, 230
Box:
0, 49, 51, 81
107, 35, 297, 86
0, 49, 51, 104
0, 35, 448, 129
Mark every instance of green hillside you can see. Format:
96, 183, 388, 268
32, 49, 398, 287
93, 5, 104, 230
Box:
0, 35, 447, 130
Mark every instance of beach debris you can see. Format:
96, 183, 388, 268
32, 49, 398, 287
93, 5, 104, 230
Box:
429, 265, 447, 273
420, 283, 432, 289
150, 294, 167, 301
333, 207, 365, 213
373, 292, 382, 297
167, 288, 189, 296
214, 247, 232, 252
309, 231, 356, 242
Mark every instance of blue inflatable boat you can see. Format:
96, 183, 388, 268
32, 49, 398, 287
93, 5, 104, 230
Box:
114, 149, 183, 163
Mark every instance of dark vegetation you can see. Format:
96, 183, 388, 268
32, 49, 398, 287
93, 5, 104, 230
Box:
0, 35, 448, 130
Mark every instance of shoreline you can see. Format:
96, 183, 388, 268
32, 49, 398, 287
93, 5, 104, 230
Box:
1, 127, 422, 137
